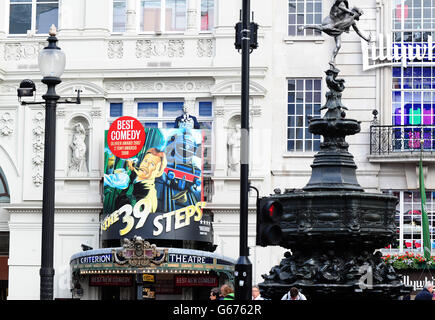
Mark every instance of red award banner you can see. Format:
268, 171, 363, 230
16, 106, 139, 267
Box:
107, 116, 145, 159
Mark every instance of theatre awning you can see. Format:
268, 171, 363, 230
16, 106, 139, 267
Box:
70, 238, 235, 280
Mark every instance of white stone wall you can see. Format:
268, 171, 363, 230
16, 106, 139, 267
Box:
0, 0, 401, 299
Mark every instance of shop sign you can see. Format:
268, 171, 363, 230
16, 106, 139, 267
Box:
143, 274, 155, 283
78, 254, 112, 264
102, 126, 213, 244
89, 275, 133, 287
361, 34, 435, 70
399, 270, 435, 295
168, 253, 213, 265
175, 275, 218, 287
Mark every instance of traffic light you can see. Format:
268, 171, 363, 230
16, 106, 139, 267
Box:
256, 198, 283, 246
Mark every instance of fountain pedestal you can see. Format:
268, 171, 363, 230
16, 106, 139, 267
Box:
258, 67, 412, 300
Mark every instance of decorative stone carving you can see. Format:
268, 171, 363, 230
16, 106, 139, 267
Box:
0, 112, 14, 136
136, 40, 184, 58
32, 112, 45, 187
197, 39, 213, 57
4, 42, 45, 61
104, 80, 213, 93
90, 109, 102, 118
68, 122, 88, 176
108, 40, 123, 59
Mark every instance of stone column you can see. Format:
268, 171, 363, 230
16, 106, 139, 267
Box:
84, 0, 110, 36
123, 98, 136, 117
58, 0, 85, 36
186, 0, 198, 35
125, 0, 137, 34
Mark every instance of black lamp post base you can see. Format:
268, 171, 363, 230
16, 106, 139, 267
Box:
40, 267, 55, 300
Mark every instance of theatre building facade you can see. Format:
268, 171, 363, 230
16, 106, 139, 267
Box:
0, 0, 434, 299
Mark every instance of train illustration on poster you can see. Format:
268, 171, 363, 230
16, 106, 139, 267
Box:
102, 124, 212, 244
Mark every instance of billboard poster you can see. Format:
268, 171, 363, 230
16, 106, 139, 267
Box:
102, 119, 213, 244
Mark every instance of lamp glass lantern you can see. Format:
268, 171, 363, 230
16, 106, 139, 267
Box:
38, 25, 65, 79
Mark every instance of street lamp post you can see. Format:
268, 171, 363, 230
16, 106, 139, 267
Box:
17, 25, 80, 300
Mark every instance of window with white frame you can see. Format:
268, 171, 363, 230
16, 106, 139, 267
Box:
287, 78, 322, 152
9, 0, 58, 35
384, 190, 435, 253
391, 0, 435, 151
108, 100, 213, 173
200, 0, 214, 31
140, 0, 186, 32
113, 0, 127, 32
288, 0, 322, 36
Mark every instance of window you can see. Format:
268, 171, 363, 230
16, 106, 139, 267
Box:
391, 0, 435, 151
288, 0, 322, 36
110, 103, 123, 118
385, 190, 434, 254
9, 0, 58, 35
140, 0, 186, 32
108, 101, 213, 173
200, 0, 214, 31
113, 0, 127, 32
287, 79, 321, 152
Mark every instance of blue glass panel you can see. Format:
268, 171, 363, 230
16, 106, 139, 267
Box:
404, 67, 412, 77
9, 4, 31, 34
110, 103, 123, 117
404, 78, 412, 89
138, 102, 158, 117
414, 77, 422, 89
393, 91, 401, 102
296, 80, 304, 90
288, 80, 295, 90
393, 67, 401, 78
305, 92, 312, 102
305, 80, 313, 90
144, 122, 158, 128
287, 140, 295, 151
296, 92, 304, 102
163, 102, 183, 117
296, 104, 303, 115
36, 4, 58, 34
423, 67, 431, 77
199, 101, 212, 117
404, 92, 412, 103
314, 80, 321, 90
413, 92, 422, 102
288, 128, 295, 139
288, 92, 295, 103
288, 104, 295, 115
164, 122, 175, 128
413, 67, 422, 77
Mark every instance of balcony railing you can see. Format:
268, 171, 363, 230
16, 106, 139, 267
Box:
370, 125, 435, 155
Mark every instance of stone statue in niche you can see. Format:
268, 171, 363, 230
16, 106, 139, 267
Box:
69, 122, 88, 176
227, 123, 241, 176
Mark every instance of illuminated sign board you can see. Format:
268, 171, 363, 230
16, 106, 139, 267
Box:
102, 126, 213, 243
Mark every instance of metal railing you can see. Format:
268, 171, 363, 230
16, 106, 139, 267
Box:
370, 125, 435, 155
